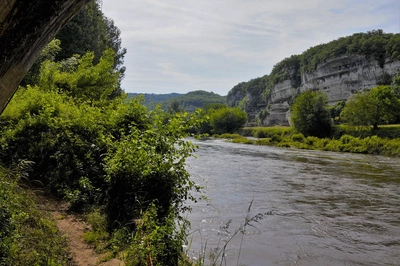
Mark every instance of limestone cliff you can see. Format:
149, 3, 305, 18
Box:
227, 31, 400, 126
265, 55, 400, 126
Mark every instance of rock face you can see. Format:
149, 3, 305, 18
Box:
263, 55, 400, 126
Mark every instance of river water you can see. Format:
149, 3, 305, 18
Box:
185, 138, 400, 266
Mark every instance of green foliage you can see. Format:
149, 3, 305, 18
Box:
227, 76, 269, 116
1, 49, 202, 263
231, 137, 255, 144
0, 164, 70, 265
55, 1, 126, 73
166, 90, 227, 112
39, 49, 120, 102
291, 133, 305, 142
126, 203, 189, 266
83, 209, 109, 249
104, 108, 199, 228
269, 55, 301, 88
127, 93, 183, 109
300, 30, 398, 72
1, 86, 110, 209
21, 39, 62, 86
341, 86, 400, 129
328, 100, 346, 124
220, 125, 400, 156
291, 90, 333, 137
133, 91, 226, 112
168, 99, 184, 114
210, 107, 248, 134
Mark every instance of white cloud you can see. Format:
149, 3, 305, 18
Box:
102, 0, 400, 95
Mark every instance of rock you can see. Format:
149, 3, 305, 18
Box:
262, 55, 400, 126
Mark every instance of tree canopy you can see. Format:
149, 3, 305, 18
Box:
341, 85, 400, 129
290, 90, 332, 137
211, 107, 248, 134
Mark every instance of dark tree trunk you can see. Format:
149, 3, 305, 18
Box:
0, 0, 90, 115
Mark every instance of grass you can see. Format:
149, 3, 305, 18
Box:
215, 125, 400, 157
0, 162, 71, 266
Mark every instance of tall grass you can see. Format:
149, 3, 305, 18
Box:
0, 162, 70, 265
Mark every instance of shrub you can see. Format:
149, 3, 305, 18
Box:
232, 137, 255, 144
291, 133, 305, 142
255, 138, 271, 145
270, 133, 282, 143
253, 128, 268, 138
211, 107, 247, 134
291, 90, 332, 137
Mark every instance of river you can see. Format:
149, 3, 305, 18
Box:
185, 138, 400, 266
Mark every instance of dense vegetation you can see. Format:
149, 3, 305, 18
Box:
0, 45, 202, 264
22, 0, 126, 97
0, 2, 206, 262
290, 90, 332, 138
127, 92, 183, 107
128, 90, 226, 112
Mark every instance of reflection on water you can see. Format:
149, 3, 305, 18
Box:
185, 138, 400, 266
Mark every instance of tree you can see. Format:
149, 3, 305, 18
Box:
55, 1, 126, 73
211, 107, 247, 134
0, 0, 90, 115
341, 86, 400, 129
167, 99, 183, 114
290, 90, 332, 137
24, 1, 126, 97
39, 49, 120, 102
340, 92, 374, 130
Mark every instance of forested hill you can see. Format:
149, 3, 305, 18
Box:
128, 90, 226, 111
227, 30, 400, 125
127, 92, 182, 107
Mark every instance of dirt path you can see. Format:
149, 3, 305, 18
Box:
36, 193, 124, 266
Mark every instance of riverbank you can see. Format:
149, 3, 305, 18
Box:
213, 125, 400, 157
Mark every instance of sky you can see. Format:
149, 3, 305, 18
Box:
101, 0, 400, 96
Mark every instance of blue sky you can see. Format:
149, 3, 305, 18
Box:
102, 0, 400, 96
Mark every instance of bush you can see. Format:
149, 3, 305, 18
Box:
253, 128, 268, 138
211, 107, 247, 134
291, 133, 305, 142
255, 138, 271, 145
232, 137, 255, 144
0, 83, 201, 263
291, 90, 332, 137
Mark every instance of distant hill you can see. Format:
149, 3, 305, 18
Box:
127, 92, 182, 107
171, 90, 226, 111
127, 90, 227, 111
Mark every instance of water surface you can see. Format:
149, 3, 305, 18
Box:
185, 138, 400, 266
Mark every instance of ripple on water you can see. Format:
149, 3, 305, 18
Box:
186, 139, 400, 265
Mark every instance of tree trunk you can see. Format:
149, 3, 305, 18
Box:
0, 0, 90, 115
